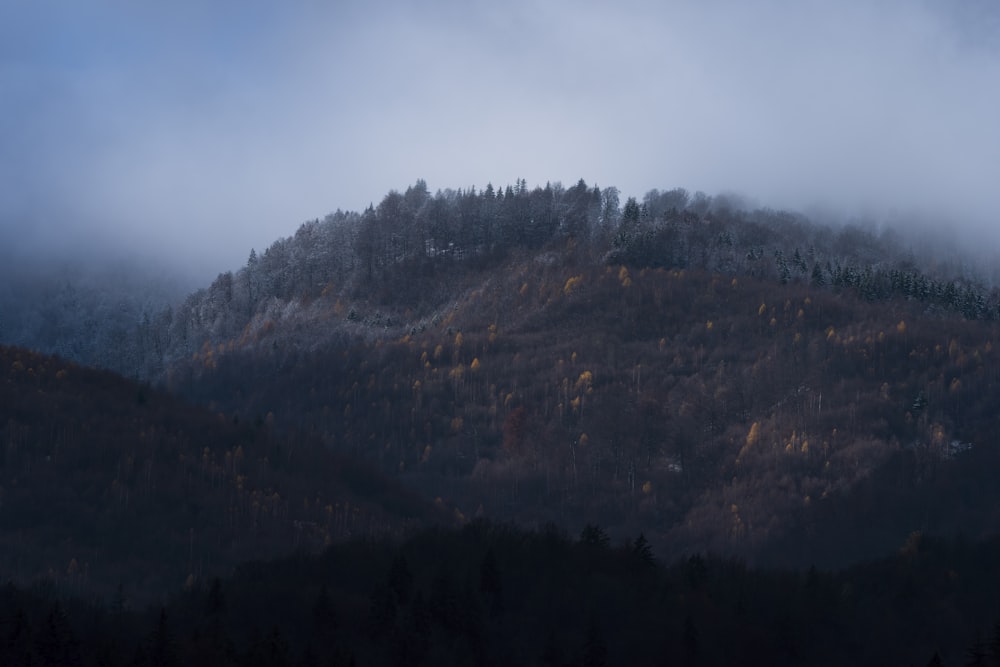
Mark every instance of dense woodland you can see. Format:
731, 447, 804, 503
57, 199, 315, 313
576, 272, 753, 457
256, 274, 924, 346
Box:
5, 178, 1000, 661
3, 521, 1000, 666
0, 255, 186, 375
0, 345, 445, 603
154, 179, 1000, 565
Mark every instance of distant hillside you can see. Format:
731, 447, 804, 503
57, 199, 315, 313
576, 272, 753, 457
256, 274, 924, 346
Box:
169, 252, 1000, 566
0, 255, 187, 378
0, 345, 447, 602
124, 180, 1000, 399
7, 179, 1000, 569
131, 179, 1000, 568
7, 180, 1000, 379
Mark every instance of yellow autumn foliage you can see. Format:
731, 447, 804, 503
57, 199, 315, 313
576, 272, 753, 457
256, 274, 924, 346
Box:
563, 275, 584, 296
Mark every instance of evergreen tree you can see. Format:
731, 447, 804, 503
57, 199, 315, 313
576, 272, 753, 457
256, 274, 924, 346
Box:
580, 524, 611, 549
990, 621, 1000, 666
480, 548, 503, 615
968, 630, 989, 667
388, 553, 414, 606
35, 602, 81, 667
632, 533, 656, 567
811, 262, 826, 287
148, 607, 177, 667
4, 607, 33, 667
245, 626, 289, 667
581, 618, 608, 667
682, 614, 699, 665
615, 197, 642, 250
367, 585, 397, 639
541, 627, 562, 667
206, 577, 225, 616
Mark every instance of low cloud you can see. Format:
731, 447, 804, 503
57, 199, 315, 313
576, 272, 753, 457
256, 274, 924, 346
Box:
2, 0, 999, 280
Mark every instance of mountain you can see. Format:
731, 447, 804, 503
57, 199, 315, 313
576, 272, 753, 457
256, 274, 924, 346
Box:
6, 178, 1000, 665
0, 345, 447, 602
169, 251, 1000, 567
5, 178, 1000, 576
132, 180, 1000, 567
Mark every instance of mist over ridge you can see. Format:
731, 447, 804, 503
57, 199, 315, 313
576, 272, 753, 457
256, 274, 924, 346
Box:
2, 0, 1000, 281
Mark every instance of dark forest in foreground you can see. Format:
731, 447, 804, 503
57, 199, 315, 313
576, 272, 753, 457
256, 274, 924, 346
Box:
2, 520, 999, 666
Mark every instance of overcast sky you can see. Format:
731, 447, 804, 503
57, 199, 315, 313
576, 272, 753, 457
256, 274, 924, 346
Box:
3, 0, 999, 280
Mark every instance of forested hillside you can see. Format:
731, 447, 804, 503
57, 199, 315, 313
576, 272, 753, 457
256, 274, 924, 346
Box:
6, 178, 1000, 569
141, 179, 1000, 566
0, 256, 186, 377
159, 179, 1000, 373
11, 179, 995, 382
6, 178, 1000, 665
0, 345, 445, 602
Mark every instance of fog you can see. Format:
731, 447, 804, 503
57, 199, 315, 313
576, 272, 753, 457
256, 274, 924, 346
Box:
2, 0, 999, 282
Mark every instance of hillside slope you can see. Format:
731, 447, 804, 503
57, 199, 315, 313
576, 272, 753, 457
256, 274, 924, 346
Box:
8, 179, 1000, 569
166, 240, 1000, 566
0, 346, 446, 601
